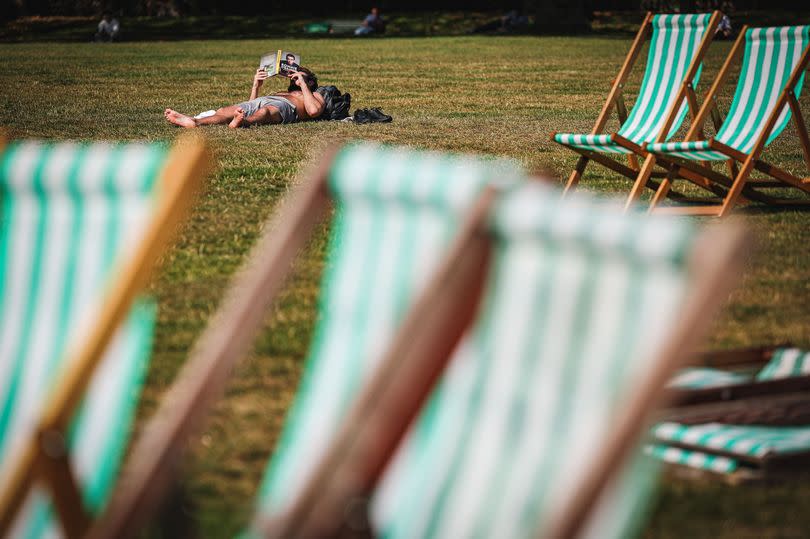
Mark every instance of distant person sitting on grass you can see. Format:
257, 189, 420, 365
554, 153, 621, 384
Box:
95, 11, 120, 42
164, 67, 325, 128
355, 7, 386, 36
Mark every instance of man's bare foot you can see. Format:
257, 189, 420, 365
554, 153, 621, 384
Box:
229, 108, 246, 129
164, 108, 197, 128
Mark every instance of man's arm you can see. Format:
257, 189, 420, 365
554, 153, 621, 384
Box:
290, 72, 325, 117
250, 69, 268, 100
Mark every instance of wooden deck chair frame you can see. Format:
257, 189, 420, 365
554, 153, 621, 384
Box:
0, 134, 210, 539
85, 145, 500, 539
647, 27, 810, 217
553, 11, 723, 209
88, 144, 745, 539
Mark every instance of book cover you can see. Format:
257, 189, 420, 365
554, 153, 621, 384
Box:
259, 50, 301, 77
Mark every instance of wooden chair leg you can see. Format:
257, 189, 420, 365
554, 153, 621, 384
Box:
719, 159, 756, 217
624, 154, 656, 211
628, 153, 640, 171
726, 158, 739, 178
649, 166, 678, 212
563, 156, 589, 195
37, 428, 90, 539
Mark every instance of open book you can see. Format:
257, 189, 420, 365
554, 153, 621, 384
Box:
259, 50, 301, 77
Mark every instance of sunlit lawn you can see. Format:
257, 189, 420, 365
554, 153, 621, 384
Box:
0, 33, 808, 537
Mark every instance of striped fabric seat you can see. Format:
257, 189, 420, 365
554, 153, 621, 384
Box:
371, 183, 700, 539
254, 143, 524, 514
652, 423, 810, 460
554, 13, 713, 154
648, 26, 810, 161
757, 347, 810, 380
0, 141, 166, 537
667, 367, 750, 389
645, 444, 738, 474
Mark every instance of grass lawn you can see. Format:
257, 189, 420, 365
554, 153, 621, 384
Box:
1, 32, 809, 538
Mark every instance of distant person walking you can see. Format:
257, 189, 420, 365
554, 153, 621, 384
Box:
355, 7, 386, 36
95, 11, 120, 42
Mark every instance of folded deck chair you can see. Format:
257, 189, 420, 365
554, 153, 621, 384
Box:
646, 25, 810, 216
86, 143, 526, 539
649, 348, 810, 483
0, 135, 209, 538
234, 184, 744, 538
552, 12, 720, 207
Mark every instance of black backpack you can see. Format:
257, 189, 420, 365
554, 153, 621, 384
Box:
316, 85, 351, 121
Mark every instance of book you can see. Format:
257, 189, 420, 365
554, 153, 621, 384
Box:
259, 50, 301, 77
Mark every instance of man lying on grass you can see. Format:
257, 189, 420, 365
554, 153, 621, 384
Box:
164, 67, 324, 128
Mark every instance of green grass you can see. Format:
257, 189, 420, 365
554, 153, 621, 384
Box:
1, 34, 809, 537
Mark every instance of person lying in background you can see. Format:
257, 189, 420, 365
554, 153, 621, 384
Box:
164, 67, 324, 128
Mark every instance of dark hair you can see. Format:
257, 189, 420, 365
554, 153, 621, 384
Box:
288, 67, 319, 92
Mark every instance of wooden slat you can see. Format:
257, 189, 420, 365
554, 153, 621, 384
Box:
651, 205, 723, 216
660, 391, 810, 426
788, 92, 810, 170
687, 344, 783, 368
37, 428, 90, 538
668, 375, 810, 407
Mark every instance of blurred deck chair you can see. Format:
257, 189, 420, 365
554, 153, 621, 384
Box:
86, 142, 525, 539
646, 25, 810, 216
649, 347, 810, 483
0, 135, 209, 538
552, 12, 720, 207
249, 186, 745, 537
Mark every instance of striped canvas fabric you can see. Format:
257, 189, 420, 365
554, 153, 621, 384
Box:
0, 140, 165, 538
644, 444, 738, 474
554, 13, 713, 154
372, 183, 699, 539
757, 347, 810, 380
667, 367, 750, 389
254, 143, 524, 516
648, 26, 810, 161
652, 423, 810, 460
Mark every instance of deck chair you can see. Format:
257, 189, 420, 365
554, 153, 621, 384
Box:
86, 143, 526, 539
646, 25, 810, 216
552, 12, 720, 208
0, 135, 209, 538
234, 185, 745, 538
649, 347, 810, 483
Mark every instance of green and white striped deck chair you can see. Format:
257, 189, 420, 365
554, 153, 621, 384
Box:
86, 143, 525, 539
552, 12, 720, 207
253, 144, 522, 528
0, 136, 208, 538
646, 25, 810, 216
366, 183, 746, 539
649, 347, 810, 482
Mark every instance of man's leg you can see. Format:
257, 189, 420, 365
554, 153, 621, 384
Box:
229, 106, 283, 128
164, 104, 243, 128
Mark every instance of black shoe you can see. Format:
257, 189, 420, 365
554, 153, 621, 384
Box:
354, 109, 372, 124
368, 108, 393, 122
